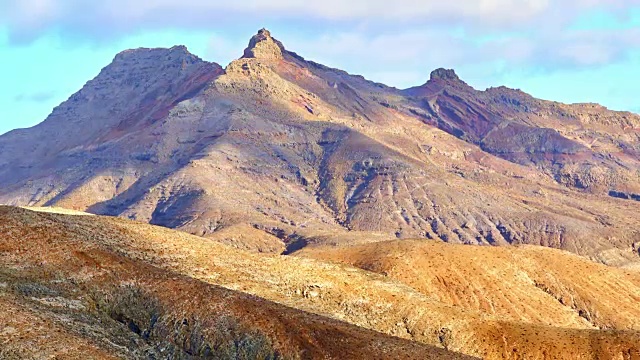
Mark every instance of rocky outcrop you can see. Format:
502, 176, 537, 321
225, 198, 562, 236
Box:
242, 28, 284, 60
430, 68, 461, 82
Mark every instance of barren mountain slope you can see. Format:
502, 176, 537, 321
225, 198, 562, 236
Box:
404, 70, 640, 194
0, 29, 639, 264
2, 206, 640, 359
297, 240, 640, 330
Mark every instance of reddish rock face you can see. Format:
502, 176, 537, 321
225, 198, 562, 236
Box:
404, 68, 640, 191
405, 69, 580, 150
0, 29, 639, 266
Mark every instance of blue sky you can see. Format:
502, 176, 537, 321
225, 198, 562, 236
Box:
0, 1, 639, 135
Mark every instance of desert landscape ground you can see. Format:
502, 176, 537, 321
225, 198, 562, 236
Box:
2, 206, 640, 359
1, 27, 640, 359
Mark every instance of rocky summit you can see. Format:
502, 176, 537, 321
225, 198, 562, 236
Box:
243, 28, 285, 60
1, 28, 640, 359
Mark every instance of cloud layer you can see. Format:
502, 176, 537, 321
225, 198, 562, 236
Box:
1, 0, 637, 40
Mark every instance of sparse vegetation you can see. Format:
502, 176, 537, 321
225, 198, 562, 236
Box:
92, 284, 280, 359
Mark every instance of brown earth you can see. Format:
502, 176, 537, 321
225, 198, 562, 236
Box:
0, 206, 471, 359
2, 206, 640, 359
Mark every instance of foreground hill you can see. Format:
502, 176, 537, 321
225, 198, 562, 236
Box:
0, 29, 639, 264
0, 206, 470, 359
1, 206, 640, 359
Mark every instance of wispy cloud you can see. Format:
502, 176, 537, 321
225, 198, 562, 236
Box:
280, 27, 640, 83
14, 91, 56, 103
1, 1, 637, 42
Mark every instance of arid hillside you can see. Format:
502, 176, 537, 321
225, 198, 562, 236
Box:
0, 29, 639, 266
297, 240, 640, 330
0, 206, 471, 359
1, 206, 640, 359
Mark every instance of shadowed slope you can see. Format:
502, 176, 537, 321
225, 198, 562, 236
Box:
404, 69, 640, 194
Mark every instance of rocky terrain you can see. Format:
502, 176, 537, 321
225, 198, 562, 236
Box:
1, 206, 640, 359
1, 29, 639, 266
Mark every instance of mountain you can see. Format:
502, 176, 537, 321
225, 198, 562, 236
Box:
1, 28, 640, 266
2, 206, 640, 359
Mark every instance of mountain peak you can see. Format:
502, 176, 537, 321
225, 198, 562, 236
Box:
257, 28, 271, 38
113, 45, 203, 65
242, 28, 285, 60
430, 68, 460, 82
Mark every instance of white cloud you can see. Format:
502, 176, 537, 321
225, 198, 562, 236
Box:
0, 0, 552, 25
279, 27, 640, 78
1, 0, 637, 41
